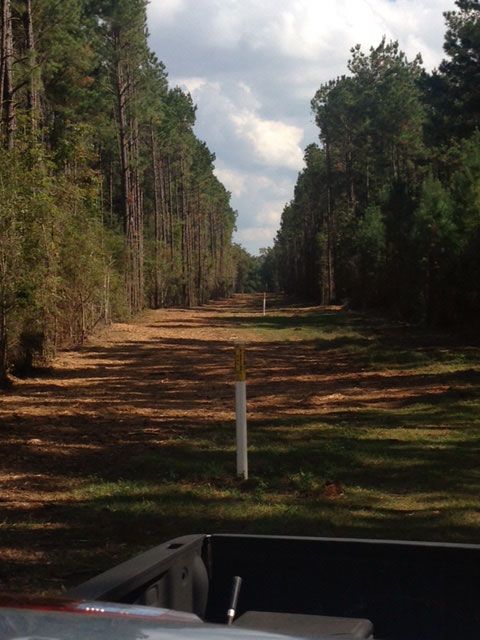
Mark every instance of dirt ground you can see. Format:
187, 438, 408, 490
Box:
1, 294, 479, 594
0, 295, 288, 591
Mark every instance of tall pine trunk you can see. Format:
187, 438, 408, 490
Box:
24, 0, 40, 136
114, 42, 143, 314
1, 0, 15, 148
325, 140, 336, 304
0, 0, 15, 382
0, 276, 8, 384
151, 125, 162, 307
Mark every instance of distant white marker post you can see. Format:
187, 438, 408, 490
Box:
263, 292, 267, 317
234, 342, 248, 480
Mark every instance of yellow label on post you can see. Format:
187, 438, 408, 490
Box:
235, 345, 246, 381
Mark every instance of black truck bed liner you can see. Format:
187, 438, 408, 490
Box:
68, 534, 480, 640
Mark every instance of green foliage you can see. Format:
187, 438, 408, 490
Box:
355, 205, 386, 307
231, 245, 266, 293
0, 0, 238, 378
271, 12, 480, 329
440, 0, 480, 138
0, 137, 118, 374
411, 176, 457, 323
450, 133, 480, 320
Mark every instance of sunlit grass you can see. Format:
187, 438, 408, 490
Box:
71, 404, 480, 544
4, 303, 480, 593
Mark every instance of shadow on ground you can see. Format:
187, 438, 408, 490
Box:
1, 294, 480, 593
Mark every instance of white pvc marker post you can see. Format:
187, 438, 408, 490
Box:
263, 292, 267, 317
234, 343, 248, 480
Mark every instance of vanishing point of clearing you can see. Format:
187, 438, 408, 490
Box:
1, 294, 480, 593
1, 0, 480, 600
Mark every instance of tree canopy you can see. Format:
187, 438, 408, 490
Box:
0, 0, 240, 382
267, 0, 480, 329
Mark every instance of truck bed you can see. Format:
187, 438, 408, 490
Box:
68, 534, 480, 640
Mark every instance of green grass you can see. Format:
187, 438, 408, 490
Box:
71, 354, 480, 547
4, 304, 480, 593
67, 419, 480, 541
231, 310, 367, 344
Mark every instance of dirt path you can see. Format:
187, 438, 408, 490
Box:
1, 294, 480, 594
0, 295, 282, 591
1, 296, 261, 462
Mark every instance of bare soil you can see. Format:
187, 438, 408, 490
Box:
0, 295, 271, 592
1, 294, 479, 594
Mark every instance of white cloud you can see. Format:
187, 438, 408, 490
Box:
148, 0, 185, 23
147, 0, 458, 253
214, 165, 247, 198
235, 226, 277, 247
214, 163, 290, 248
175, 76, 207, 94
257, 201, 285, 226
231, 111, 304, 170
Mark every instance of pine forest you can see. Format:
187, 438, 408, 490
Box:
0, 0, 239, 383
1, 0, 480, 386
3, 0, 480, 605
267, 0, 480, 328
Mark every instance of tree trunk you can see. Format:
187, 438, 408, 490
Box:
0, 284, 8, 383
114, 42, 143, 314
24, 0, 40, 136
1, 0, 15, 148
151, 125, 162, 307
325, 140, 336, 304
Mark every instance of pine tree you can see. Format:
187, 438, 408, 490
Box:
441, 0, 480, 138
0, 0, 239, 380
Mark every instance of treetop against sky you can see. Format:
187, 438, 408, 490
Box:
147, 0, 457, 254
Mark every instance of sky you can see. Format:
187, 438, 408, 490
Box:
147, 0, 457, 254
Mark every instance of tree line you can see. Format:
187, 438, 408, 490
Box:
0, 0, 239, 383
268, 0, 480, 327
